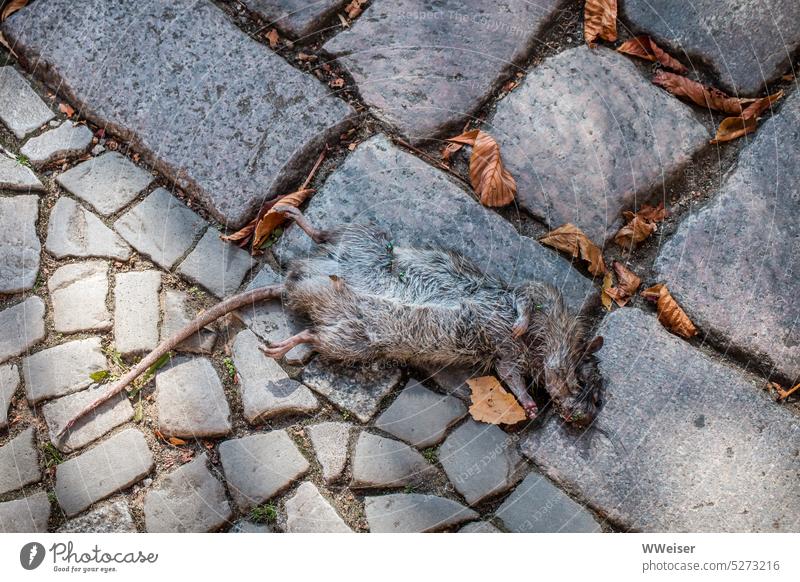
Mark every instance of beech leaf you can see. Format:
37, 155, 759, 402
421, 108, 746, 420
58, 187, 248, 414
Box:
653, 72, 745, 115
0, 0, 28, 21
603, 261, 641, 307
600, 272, 613, 311
168, 437, 187, 446
641, 283, 697, 338
540, 223, 606, 276
467, 376, 527, 425
252, 188, 314, 249
617, 36, 687, 74
446, 129, 516, 207
584, 0, 617, 47
614, 203, 667, 248
711, 90, 784, 144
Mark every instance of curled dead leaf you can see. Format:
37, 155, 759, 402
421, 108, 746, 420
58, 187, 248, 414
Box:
265, 28, 279, 48
540, 223, 606, 276
441, 141, 463, 163
711, 90, 784, 144
168, 437, 187, 446
584, 0, 617, 47
641, 283, 697, 338
58, 103, 75, 117
653, 71, 746, 115
0, 0, 28, 21
253, 188, 313, 249
603, 261, 641, 307
600, 272, 613, 311
446, 129, 516, 207
614, 203, 667, 248
467, 376, 527, 425
617, 35, 687, 74
345, 0, 366, 19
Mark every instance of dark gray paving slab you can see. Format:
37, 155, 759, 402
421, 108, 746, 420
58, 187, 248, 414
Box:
655, 91, 800, 382
114, 270, 161, 357
495, 472, 600, 532
0, 427, 41, 495
0, 364, 19, 431
488, 46, 709, 243
0, 151, 44, 191
177, 229, 254, 297
48, 261, 111, 333
323, 0, 561, 141
520, 307, 800, 532
57, 152, 153, 216
277, 135, 594, 311
350, 432, 440, 489
57, 500, 136, 533
284, 481, 352, 533
46, 197, 131, 260
622, 0, 800, 95
0, 195, 40, 294
4, 0, 353, 228
20, 121, 93, 167
160, 289, 217, 355
0, 66, 54, 139
307, 421, 352, 484
243, 0, 346, 37
55, 428, 153, 517
458, 521, 502, 533
364, 494, 477, 533
0, 297, 45, 364
144, 453, 232, 533
22, 337, 106, 404
0, 491, 51, 532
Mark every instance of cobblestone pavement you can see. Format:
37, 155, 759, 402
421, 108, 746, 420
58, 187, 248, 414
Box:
1, 0, 799, 533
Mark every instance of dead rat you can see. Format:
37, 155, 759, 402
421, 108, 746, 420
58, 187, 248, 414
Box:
58, 205, 604, 437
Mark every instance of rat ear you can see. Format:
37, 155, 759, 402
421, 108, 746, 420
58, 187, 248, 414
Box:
586, 336, 604, 354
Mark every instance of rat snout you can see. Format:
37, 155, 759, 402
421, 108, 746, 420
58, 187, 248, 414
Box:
559, 398, 597, 427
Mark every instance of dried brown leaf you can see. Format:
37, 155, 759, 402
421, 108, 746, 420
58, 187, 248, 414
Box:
345, 0, 365, 19
220, 220, 256, 247
440, 141, 463, 163
446, 129, 516, 207
252, 188, 313, 249
636, 202, 668, 223
614, 203, 666, 248
641, 283, 697, 338
0, 0, 27, 21
617, 36, 687, 74
540, 223, 606, 276
653, 71, 745, 114
584, 0, 617, 47
168, 437, 187, 446
603, 261, 641, 307
467, 376, 527, 425
265, 28, 279, 48
711, 90, 784, 144
600, 272, 613, 310
58, 103, 75, 117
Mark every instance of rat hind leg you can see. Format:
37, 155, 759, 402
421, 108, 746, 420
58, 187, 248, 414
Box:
260, 329, 317, 359
272, 204, 331, 244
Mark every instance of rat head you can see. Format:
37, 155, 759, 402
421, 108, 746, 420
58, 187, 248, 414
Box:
542, 335, 605, 427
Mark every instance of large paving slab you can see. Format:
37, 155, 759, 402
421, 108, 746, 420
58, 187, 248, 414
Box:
58, 500, 136, 533
0, 427, 41, 495
0, 365, 20, 431
495, 472, 600, 533
351, 432, 440, 489
156, 357, 231, 438
160, 289, 217, 354
114, 270, 161, 357
521, 307, 800, 532
43, 383, 134, 453
488, 46, 709, 243
114, 188, 207, 270
57, 152, 153, 216
0, 151, 44, 191
0, 491, 51, 533
0, 195, 40, 294
243, 0, 345, 37
22, 337, 106, 404
459, 521, 502, 533
439, 419, 527, 506
232, 329, 318, 424
655, 91, 800, 382
364, 494, 478, 533
375, 380, 466, 448
0, 297, 45, 363
46, 197, 131, 260
284, 482, 352, 533
177, 229, 253, 297
622, 0, 800, 95
307, 421, 352, 484
48, 261, 111, 333
302, 357, 403, 423
277, 135, 594, 310
0, 66, 54, 139
55, 428, 153, 517
324, 0, 561, 141
219, 430, 310, 512
20, 121, 93, 167
3, 0, 353, 228
144, 453, 232, 533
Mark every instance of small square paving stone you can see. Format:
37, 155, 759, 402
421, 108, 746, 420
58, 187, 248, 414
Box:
307, 421, 352, 484
364, 494, 478, 533
48, 261, 111, 333
43, 384, 134, 453
0, 151, 44, 191
242, 0, 347, 37
655, 90, 800, 382
22, 337, 106, 404
232, 329, 318, 424
301, 358, 403, 423
55, 428, 153, 517
114, 270, 161, 357
114, 188, 207, 269
57, 152, 154, 216
0, 491, 51, 533
458, 521, 502, 533
284, 482, 352, 533
323, 0, 562, 141
177, 229, 253, 297
160, 289, 217, 354
144, 453, 232, 533
57, 500, 136, 533
3, 0, 354, 228
623, 0, 800, 95
0, 67, 54, 139
277, 135, 594, 311
0, 195, 40, 294
495, 472, 600, 533
156, 357, 231, 438
0, 297, 45, 364
439, 420, 527, 506
0, 365, 20, 431
350, 432, 440, 489
19, 121, 93, 167
488, 45, 709, 243
237, 265, 313, 366
375, 380, 466, 448
520, 308, 800, 532
219, 430, 310, 512
0, 427, 41, 495
46, 197, 131, 260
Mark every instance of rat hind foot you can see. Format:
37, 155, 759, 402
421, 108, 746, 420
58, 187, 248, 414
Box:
260, 329, 317, 359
